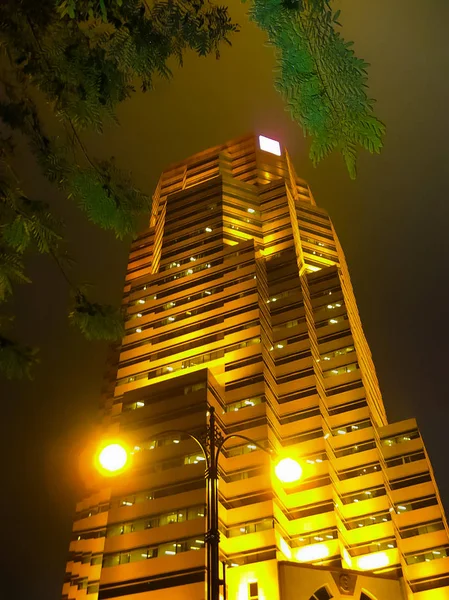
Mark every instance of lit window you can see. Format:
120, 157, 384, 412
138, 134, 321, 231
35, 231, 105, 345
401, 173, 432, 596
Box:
205, 227, 212, 232
135, 328, 142, 333
259, 135, 281, 156
247, 208, 256, 214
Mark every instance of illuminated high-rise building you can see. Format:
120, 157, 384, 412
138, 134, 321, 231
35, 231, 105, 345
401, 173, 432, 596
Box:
63, 135, 449, 600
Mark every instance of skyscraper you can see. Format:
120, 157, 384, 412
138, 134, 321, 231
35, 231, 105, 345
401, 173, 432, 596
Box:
63, 134, 449, 600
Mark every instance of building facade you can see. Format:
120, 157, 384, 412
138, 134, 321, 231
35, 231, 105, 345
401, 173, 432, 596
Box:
63, 135, 449, 600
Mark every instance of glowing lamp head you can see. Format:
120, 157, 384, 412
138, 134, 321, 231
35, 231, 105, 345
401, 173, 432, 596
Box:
275, 457, 302, 483
97, 443, 128, 474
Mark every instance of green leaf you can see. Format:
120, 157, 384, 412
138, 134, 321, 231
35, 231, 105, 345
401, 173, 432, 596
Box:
2, 217, 31, 253
0, 251, 31, 302
248, 0, 385, 177
69, 293, 125, 341
0, 335, 39, 380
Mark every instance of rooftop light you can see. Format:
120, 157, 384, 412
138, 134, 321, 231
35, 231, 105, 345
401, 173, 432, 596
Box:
259, 135, 281, 156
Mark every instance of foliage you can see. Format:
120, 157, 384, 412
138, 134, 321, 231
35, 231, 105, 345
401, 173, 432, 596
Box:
248, 0, 385, 177
69, 292, 125, 341
0, 334, 39, 379
0, 0, 237, 377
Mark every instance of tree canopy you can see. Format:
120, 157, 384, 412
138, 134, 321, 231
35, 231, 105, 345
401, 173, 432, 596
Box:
0, 0, 384, 378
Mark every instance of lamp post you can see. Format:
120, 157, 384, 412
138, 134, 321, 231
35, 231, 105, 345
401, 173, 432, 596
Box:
97, 406, 302, 600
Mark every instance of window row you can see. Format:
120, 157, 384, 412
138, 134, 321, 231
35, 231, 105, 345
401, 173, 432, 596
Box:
321, 345, 355, 362
122, 381, 205, 412
400, 519, 445, 539
102, 536, 205, 568
405, 545, 449, 565
323, 362, 359, 379
381, 429, 420, 447
345, 511, 391, 530
106, 505, 205, 537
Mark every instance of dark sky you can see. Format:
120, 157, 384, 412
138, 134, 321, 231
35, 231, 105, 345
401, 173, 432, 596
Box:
1, 1, 449, 599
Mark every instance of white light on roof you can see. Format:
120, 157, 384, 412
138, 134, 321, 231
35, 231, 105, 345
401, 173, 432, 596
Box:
259, 135, 281, 156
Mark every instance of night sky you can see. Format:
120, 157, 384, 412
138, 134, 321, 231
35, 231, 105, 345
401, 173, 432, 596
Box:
1, 1, 448, 599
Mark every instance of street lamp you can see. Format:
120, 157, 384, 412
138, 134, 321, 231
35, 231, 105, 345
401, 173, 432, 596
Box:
95, 406, 302, 600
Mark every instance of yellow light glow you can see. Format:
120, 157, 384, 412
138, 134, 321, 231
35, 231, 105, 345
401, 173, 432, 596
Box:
279, 536, 292, 559
97, 443, 128, 474
357, 552, 389, 571
343, 548, 353, 568
295, 544, 329, 562
275, 458, 302, 483
258, 135, 281, 156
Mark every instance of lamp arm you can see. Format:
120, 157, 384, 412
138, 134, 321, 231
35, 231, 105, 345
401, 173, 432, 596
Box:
149, 429, 210, 471
215, 433, 274, 465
